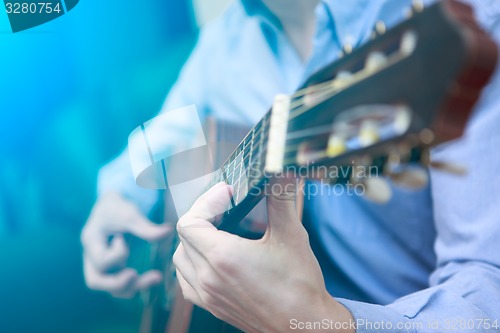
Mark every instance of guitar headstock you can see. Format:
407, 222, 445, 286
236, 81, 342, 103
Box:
264, 0, 497, 203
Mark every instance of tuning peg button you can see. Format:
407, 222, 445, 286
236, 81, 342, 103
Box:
419, 149, 467, 176
419, 128, 435, 145
405, 0, 424, 18
389, 168, 429, 189
375, 21, 386, 35
412, 0, 424, 13
342, 43, 353, 55
400, 31, 418, 55
429, 161, 467, 176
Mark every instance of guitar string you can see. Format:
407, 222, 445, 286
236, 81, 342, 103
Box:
221, 83, 337, 187
213, 76, 336, 181
205, 28, 414, 193
219, 85, 337, 194
205, 116, 270, 196
150, 83, 334, 287
214, 18, 422, 188
213, 117, 268, 181
147, 10, 433, 302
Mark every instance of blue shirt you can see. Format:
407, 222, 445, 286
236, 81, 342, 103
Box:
99, 0, 500, 331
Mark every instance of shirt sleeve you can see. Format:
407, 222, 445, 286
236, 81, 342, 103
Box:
97, 24, 218, 215
335, 15, 500, 333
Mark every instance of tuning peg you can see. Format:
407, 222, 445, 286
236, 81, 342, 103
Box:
371, 21, 387, 40
392, 143, 412, 164
400, 31, 418, 55
404, 0, 424, 18
375, 21, 386, 35
419, 148, 467, 176
419, 128, 435, 145
365, 51, 388, 72
331, 71, 354, 90
363, 177, 392, 204
359, 120, 380, 147
384, 147, 421, 188
412, 0, 424, 13
389, 168, 429, 189
429, 161, 467, 175
342, 43, 353, 55
394, 105, 412, 134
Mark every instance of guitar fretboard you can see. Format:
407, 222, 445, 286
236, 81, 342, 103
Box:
206, 111, 272, 207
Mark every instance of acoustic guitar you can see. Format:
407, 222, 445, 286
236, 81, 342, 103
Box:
135, 1, 498, 332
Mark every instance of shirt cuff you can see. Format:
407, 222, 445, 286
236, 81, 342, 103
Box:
336, 298, 417, 333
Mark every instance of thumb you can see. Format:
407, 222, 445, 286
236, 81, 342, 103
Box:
265, 176, 303, 241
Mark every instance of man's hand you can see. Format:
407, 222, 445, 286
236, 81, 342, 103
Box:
81, 192, 171, 298
173, 180, 354, 333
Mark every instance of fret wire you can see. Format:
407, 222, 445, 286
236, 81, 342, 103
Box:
225, 135, 268, 183
224, 91, 316, 181
222, 79, 342, 189
227, 145, 301, 194
223, 114, 269, 183
201, 113, 272, 198
225, 126, 260, 179
247, 127, 255, 181
230, 152, 236, 185
236, 151, 243, 203
230, 114, 269, 178
225, 114, 267, 169
206, 79, 347, 196
232, 149, 243, 198
226, 100, 322, 191
226, 111, 270, 164
227, 143, 269, 194
225, 132, 263, 182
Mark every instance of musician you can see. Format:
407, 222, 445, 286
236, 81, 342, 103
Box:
82, 0, 318, 299
83, 0, 500, 331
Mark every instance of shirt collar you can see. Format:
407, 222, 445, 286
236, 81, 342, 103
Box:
240, 0, 283, 30
323, 0, 439, 48
322, 0, 384, 48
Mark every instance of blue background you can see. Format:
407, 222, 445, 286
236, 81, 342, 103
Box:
0, 1, 197, 331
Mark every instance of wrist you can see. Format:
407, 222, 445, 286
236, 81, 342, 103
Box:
271, 290, 355, 333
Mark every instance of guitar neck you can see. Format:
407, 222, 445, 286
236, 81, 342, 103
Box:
203, 112, 272, 232
212, 0, 499, 237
